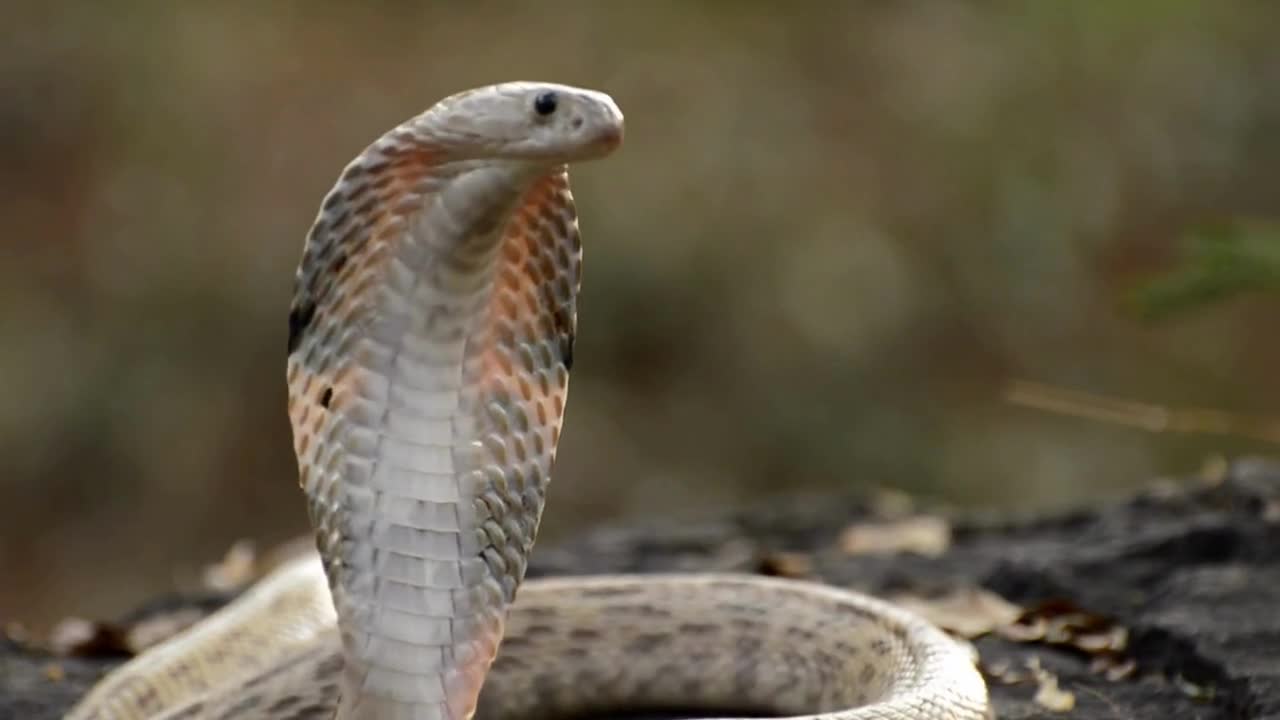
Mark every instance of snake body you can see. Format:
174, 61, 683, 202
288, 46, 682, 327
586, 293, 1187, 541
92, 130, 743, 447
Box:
67, 82, 990, 720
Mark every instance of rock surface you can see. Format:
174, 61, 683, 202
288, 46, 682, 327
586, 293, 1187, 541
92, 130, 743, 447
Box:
4, 459, 1279, 720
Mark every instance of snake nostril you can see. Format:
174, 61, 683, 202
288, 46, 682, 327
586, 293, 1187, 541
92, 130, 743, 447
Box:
572, 116, 584, 129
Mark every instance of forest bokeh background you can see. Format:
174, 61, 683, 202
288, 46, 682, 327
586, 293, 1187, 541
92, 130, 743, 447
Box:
3, 3, 1278, 629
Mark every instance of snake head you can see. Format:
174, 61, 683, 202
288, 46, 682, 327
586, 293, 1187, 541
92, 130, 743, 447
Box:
420, 81, 624, 163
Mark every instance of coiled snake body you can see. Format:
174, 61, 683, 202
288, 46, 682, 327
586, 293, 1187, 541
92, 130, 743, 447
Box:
68, 82, 990, 720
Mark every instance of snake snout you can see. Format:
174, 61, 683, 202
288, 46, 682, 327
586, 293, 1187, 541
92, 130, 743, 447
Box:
595, 112, 624, 150
572, 90, 624, 158
589, 120, 624, 154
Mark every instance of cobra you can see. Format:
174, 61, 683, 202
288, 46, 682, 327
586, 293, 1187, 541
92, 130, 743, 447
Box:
67, 82, 990, 720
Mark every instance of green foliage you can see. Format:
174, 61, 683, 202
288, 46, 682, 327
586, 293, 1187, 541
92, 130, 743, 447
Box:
1129, 221, 1280, 321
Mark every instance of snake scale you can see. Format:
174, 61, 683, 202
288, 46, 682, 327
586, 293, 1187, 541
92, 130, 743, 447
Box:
67, 82, 990, 720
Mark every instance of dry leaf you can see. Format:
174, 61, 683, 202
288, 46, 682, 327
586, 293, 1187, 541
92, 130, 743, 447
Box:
202, 539, 258, 592
1045, 616, 1084, 644
1028, 657, 1076, 712
1032, 672, 1076, 711
869, 488, 916, 518
1106, 660, 1137, 682
757, 551, 813, 579
997, 616, 1047, 642
48, 617, 130, 657
997, 599, 1138, 688
983, 659, 1028, 685
1090, 656, 1137, 681
891, 587, 1023, 639
839, 516, 951, 557
1176, 676, 1215, 701
1075, 626, 1128, 653
1001, 599, 1131, 651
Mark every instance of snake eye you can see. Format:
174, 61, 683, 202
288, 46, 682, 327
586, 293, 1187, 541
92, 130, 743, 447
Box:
533, 91, 558, 117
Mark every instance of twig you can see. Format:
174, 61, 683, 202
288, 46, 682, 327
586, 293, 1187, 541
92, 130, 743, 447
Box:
1003, 380, 1280, 445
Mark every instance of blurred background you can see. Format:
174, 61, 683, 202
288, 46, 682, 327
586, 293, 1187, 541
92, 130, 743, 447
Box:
3, 2, 1278, 630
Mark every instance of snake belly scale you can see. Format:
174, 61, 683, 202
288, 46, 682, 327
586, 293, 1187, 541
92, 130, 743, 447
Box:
67, 82, 990, 720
